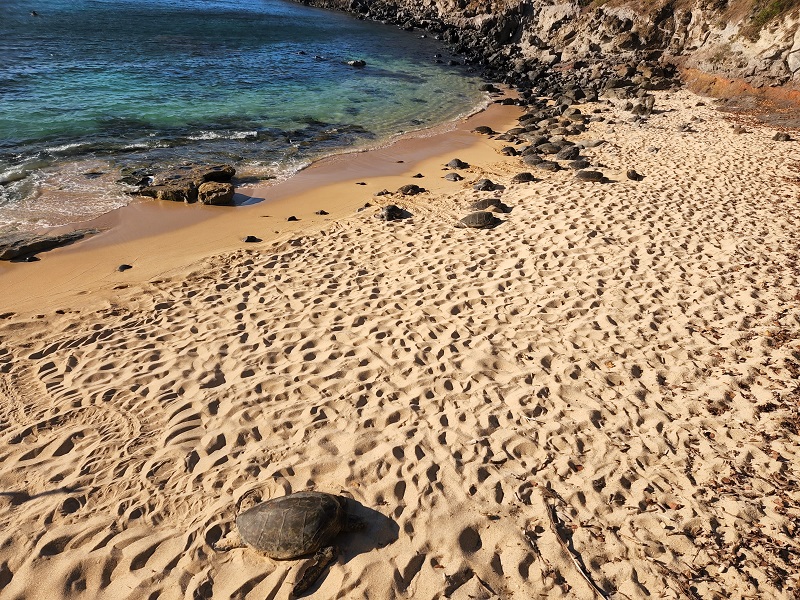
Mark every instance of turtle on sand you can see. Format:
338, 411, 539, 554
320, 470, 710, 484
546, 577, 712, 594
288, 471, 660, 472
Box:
455, 211, 498, 229
470, 198, 509, 213
214, 491, 365, 597
376, 205, 404, 221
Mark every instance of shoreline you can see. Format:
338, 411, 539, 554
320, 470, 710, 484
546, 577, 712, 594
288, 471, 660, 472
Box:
0, 96, 522, 314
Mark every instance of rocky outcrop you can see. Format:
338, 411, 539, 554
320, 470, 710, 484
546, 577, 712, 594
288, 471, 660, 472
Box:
136, 164, 236, 204
0, 229, 99, 261
295, 0, 800, 89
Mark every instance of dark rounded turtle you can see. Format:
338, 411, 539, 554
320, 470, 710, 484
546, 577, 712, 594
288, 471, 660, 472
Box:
473, 178, 498, 192
576, 170, 604, 182
511, 172, 536, 183
472, 125, 495, 135
455, 211, 497, 229
214, 491, 365, 597
470, 198, 508, 212
522, 154, 543, 166
555, 145, 580, 161
536, 161, 561, 172
446, 158, 469, 169
500, 146, 518, 156
626, 169, 644, 181
537, 143, 561, 155
443, 172, 464, 182
773, 132, 791, 141
376, 204, 404, 221
397, 184, 424, 196
568, 159, 591, 170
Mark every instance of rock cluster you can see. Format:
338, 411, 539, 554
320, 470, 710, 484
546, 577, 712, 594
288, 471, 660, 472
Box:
297, 0, 800, 90
135, 164, 236, 205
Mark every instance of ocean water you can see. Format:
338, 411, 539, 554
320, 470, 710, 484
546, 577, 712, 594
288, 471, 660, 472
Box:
0, 0, 484, 233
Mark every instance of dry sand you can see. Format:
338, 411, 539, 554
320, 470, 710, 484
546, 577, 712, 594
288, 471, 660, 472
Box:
1, 89, 799, 599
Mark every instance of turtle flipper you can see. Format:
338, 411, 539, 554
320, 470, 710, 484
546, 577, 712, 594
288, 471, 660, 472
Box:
213, 531, 245, 552
291, 545, 337, 597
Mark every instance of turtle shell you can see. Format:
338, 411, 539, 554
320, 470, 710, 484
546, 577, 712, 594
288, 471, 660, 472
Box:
457, 211, 497, 229
235, 491, 346, 559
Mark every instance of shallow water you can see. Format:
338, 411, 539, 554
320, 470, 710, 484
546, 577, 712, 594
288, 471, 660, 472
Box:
0, 0, 484, 233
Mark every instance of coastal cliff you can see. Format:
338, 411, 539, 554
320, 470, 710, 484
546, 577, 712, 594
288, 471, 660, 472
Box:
296, 0, 800, 89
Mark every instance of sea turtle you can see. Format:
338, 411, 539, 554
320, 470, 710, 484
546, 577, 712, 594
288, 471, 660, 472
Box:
446, 158, 469, 169
443, 172, 464, 182
214, 491, 365, 597
470, 198, 508, 212
376, 205, 404, 221
575, 170, 604, 182
511, 172, 536, 184
473, 179, 498, 192
455, 211, 497, 229
397, 184, 424, 196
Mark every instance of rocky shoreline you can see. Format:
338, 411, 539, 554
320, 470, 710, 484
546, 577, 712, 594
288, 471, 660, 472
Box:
294, 0, 800, 94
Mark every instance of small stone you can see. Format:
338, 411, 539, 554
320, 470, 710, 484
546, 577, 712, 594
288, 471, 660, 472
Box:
117, 264, 133, 272
315, 210, 329, 215
242, 235, 261, 243
412, 173, 424, 178
355, 182, 367, 185
626, 169, 644, 181
287, 216, 299, 222
373, 189, 391, 196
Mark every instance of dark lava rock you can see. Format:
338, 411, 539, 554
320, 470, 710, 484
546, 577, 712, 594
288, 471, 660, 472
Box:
397, 184, 424, 196
412, 173, 424, 178
242, 235, 261, 243
0, 229, 99, 261
444, 173, 464, 182
511, 172, 536, 183
479, 83, 500, 93
117, 264, 133, 272
446, 158, 469, 169
347, 59, 366, 67
536, 161, 561, 172
576, 170, 604, 182
287, 216, 299, 222
473, 179, 498, 191
315, 210, 329, 215
626, 169, 644, 181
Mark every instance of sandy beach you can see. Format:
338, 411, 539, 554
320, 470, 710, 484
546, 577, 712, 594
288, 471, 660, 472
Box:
1, 88, 799, 599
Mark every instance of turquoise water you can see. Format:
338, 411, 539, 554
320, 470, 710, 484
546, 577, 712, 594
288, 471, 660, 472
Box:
0, 0, 483, 232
